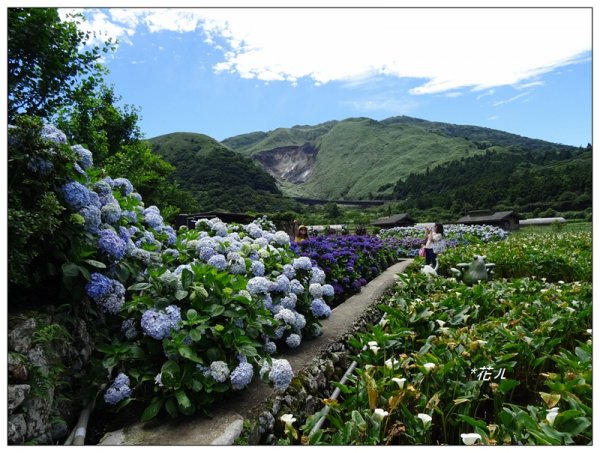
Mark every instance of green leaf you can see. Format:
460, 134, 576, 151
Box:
178, 345, 202, 362
175, 389, 192, 409
189, 328, 202, 342
128, 282, 152, 291
205, 304, 225, 317
141, 398, 164, 422
236, 344, 258, 357
498, 379, 520, 394
161, 360, 181, 387
62, 262, 80, 277
181, 268, 194, 288
457, 414, 487, 429
186, 309, 198, 320
175, 289, 188, 301
77, 265, 91, 280
165, 397, 179, 418
84, 259, 106, 268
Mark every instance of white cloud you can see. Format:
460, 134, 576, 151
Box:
515, 81, 545, 90
444, 92, 463, 98
67, 8, 591, 95
344, 97, 419, 113
476, 89, 495, 100
492, 91, 531, 107
488, 115, 500, 121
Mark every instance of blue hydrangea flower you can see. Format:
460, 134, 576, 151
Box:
104, 372, 132, 405
230, 362, 254, 390
141, 305, 181, 340
207, 254, 227, 270
173, 264, 193, 276
27, 157, 54, 175
269, 359, 294, 391
274, 308, 296, 325
40, 124, 68, 144
247, 276, 271, 295
62, 181, 91, 210
311, 298, 332, 319
264, 341, 277, 354
163, 248, 180, 260
322, 284, 335, 297
198, 247, 216, 262
272, 231, 290, 246
121, 319, 138, 340
309, 283, 323, 298
250, 260, 265, 276
245, 223, 263, 239
274, 325, 287, 339
310, 267, 326, 284
229, 260, 246, 275
93, 179, 112, 198
164, 226, 177, 246
271, 275, 290, 293
98, 229, 126, 261
112, 177, 134, 196
79, 205, 101, 233
294, 313, 306, 331
131, 192, 143, 202
285, 333, 301, 348
85, 273, 113, 301
289, 279, 304, 295
280, 294, 297, 310
101, 203, 122, 225
71, 144, 93, 169
209, 361, 230, 383
282, 264, 296, 279
89, 191, 102, 209
143, 206, 164, 229
292, 257, 313, 271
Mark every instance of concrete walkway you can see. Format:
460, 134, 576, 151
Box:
99, 259, 412, 445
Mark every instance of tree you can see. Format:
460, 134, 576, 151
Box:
8, 8, 112, 122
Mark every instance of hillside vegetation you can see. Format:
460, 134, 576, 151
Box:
221, 116, 582, 200
149, 132, 299, 213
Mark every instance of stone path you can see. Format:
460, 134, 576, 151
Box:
99, 259, 412, 445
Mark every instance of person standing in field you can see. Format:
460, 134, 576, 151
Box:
424, 223, 445, 267
295, 224, 309, 242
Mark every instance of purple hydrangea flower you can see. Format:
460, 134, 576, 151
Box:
289, 279, 304, 295
85, 273, 113, 301
282, 264, 296, 279
121, 319, 138, 340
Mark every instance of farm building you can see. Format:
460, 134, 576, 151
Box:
457, 210, 521, 231
371, 213, 416, 228
519, 217, 566, 226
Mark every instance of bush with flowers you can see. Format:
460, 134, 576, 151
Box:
291, 235, 404, 305
378, 224, 509, 257
8, 121, 337, 423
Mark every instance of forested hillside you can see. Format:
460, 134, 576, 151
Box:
149, 132, 300, 212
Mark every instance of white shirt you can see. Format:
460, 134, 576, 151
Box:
425, 232, 442, 249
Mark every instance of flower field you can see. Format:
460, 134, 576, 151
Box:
286, 231, 592, 446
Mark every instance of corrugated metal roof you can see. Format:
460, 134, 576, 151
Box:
520, 217, 566, 225
371, 213, 415, 226
457, 210, 520, 223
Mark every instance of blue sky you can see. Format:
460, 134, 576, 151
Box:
56, 6, 592, 147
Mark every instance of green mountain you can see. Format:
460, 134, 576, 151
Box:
148, 132, 298, 213
221, 116, 582, 200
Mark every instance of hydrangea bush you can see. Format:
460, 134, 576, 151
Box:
291, 235, 403, 304
10, 122, 338, 422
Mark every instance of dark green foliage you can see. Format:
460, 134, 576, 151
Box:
7, 117, 82, 303
8, 8, 111, 122
149, 133, 300, 213
56, 83, 142, 165
392, 147, 592, 215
